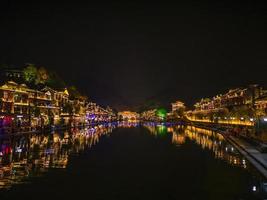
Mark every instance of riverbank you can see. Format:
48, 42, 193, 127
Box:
0, 121, 117, 138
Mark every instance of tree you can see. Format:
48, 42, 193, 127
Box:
63, 102, 74, 115
195, 111, 204, 119
213, 108, 229, 119
32, 107, 40, 117
230, 106, 254, 119
47, 70, 66, 88
156, 108, 167, 121
23, 64, 38, 84
36, 67, 49, 85
68, 86, 82, 99
255, 109, 265, 118
137, 100, 163, 113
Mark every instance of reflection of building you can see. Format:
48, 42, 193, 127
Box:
143, 123, 168, 136
172, 133, 185, 145
118, 111, 139, 121
0, 124, 115, 189
143, 123, 249, 170
183, 126, 247, 168
117, 121, 139, 128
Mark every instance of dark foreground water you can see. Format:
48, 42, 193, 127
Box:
0, 122, 266, 200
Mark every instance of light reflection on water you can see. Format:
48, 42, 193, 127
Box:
0, 123, 116, 190
1, 122, 267, 199
143, 122, 267, 199
143, 123, 253, 170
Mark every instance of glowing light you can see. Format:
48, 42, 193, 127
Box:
15, 148, 22, 153
64, 88, 69, 95
253, 186, 257, 192
156, 108, 167, 119
156, 125, 167, 135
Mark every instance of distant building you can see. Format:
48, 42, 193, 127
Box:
193, 85, 266, 113
86, 103, 116, 122
0, 68, 24, 83
171, 101, 185, 112
118, 111, 139, 121
141, 109, 157, 121
255, 90, 267, 116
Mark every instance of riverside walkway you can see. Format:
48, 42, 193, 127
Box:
189, 119, 267, 178
226, 135, 267, 178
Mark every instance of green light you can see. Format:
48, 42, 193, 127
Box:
156, 108, 167, 119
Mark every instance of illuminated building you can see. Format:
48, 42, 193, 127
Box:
0, 81, 30, 130
255, 93, 267, 117
171, 100, 185, 112
188, 84, 267, 126
141, 108, 167, 122
0, 80, 116, 131
140, 109, 157, 121
118, 111, 139, 121
86, 102, 116, 123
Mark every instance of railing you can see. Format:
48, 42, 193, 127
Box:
14, 101, 29, 105
187, 116, 254, 126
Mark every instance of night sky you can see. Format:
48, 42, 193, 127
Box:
1, 2, 267, 111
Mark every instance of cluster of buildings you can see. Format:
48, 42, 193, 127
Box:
140, 101, 186, 122
193, 85, 264, 112
118, 111, 139, 121
0, 69, 116, 133
138, 84, 267, 126
140, 109, 158, 121
187, 85, 267, 121
118, 85, 267, 127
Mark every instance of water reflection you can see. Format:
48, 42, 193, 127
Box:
117, 121, 140, 128
144, 123, 249, 169
143, 122, 169, 136
2, 122, 267, 199
184, 126, 245, 169
143, 123, 267, 199
0, 123, 116, 190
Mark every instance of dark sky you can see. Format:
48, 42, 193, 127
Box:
1, 2, 267, 111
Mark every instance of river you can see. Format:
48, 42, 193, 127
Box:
0, 122, 266, 200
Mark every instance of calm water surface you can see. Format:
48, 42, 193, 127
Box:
0, 122, 266, 200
